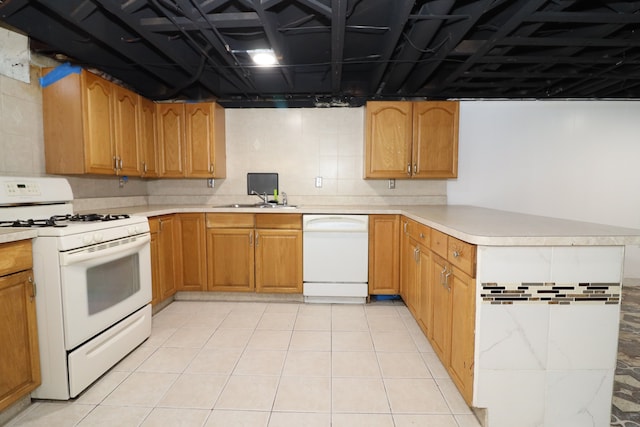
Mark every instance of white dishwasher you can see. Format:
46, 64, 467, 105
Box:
303, 214, 369, 304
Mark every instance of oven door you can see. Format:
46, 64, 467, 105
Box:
59, 233, 152, 350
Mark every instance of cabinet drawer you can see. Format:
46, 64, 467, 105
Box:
430, 229, 448, 259
448, 236, 476, 277
256, 213, 302, 229
402, 217, 430, 246
0, 240, 33, 276
206, 213, 255, 228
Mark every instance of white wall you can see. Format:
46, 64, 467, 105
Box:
448, 100, 640, 278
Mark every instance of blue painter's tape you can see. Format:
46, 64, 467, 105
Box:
39, 62, 82, 88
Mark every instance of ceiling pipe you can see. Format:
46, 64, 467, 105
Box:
376, 0, 455, 95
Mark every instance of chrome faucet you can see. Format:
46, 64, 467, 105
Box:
251, 190, 268, 203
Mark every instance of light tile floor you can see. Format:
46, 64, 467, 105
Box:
7, 300, 482, 427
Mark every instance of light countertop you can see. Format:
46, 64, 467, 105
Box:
0, 229, 38, 244
88, 204, 640, 247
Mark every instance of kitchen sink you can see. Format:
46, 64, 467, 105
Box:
217, 203, 297, 209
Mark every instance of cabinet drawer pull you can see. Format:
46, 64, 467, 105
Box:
453, 250, 460, 258
29, 276, 36, 299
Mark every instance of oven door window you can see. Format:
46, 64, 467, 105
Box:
59, 235, 152, 350
86, 254, 140, 315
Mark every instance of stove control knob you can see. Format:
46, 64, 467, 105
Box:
83, 235, 94, 245
94, 233, 104, 242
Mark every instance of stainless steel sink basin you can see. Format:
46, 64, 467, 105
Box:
217, 203, 297, 209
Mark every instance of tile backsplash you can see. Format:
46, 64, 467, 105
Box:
147, 107, 446, 206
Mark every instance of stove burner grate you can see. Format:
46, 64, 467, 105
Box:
0, 213, 131, 228
0, 218, 67, 228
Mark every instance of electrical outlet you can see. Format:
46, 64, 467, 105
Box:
207, 178, 215, 188
315, 176, 323, 188
388, 179, 395, 189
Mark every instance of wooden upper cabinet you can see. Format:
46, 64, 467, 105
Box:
82, 72, 115, 174
138, 96, 158, 178
111, 84, 141, 176
157, 102, 226, 178
157, 104, 186, 178
43, 68, 145, 176
412, 101, 459, 178
364, 100, 459, 179
364, 101, 413, 178
185, 103, 226, 178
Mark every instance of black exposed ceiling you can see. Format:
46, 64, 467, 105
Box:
2, 0, 640, 107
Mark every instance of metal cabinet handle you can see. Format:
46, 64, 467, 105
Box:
29, 276, 36, 299
113, 156, 118, 172
453, 250, 460, 258
209, 163, 214, 174
403, 222, 408, 234
249, 232, 253, 246
414, 247, 420, 262
419, 232, 425, 239
142, 161, 148, 174
407, 163, 411, 175
445, 268, 452, 291
413, 164, 418, 174
440, 265, 447, 286
255, 232, 259, 246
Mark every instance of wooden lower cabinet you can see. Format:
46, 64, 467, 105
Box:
255, 229, 302, 293
176, 213, 207, 291
399, 216, 476, 406
430, 253, 451, 361
0, 240, 40, 412
207, 227, 255, 291
448, 266, 476, 404
368, 215, 400, 295
149, 215, 179, 305
205, 213, 302, 293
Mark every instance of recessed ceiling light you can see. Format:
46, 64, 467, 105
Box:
248, 49, 278, 67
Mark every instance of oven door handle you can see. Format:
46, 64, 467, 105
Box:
59, 234, 150, 267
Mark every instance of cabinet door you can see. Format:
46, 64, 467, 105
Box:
157, 215, 178, 300
399, 221, 413, 302
0, 270, 40, 411
449, 267, 475, 405
412, 101, 459, 178
364, 101, 413, 178
368, 215, 400, 295
157, 104, 185, 177
255, 229, 302, 293
138, 96, 158, 177
430, 253, 451, 362
416, 244, 432, 337
112, 85, 141, 176
82, 72, 115, 175
207, 228, 255, 291
176, 213, 207, 292
184, 103, 226, 178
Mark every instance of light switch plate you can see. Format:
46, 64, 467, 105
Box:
315, 176, 323, 188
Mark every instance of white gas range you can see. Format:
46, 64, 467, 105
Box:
0, 176, 152, 400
